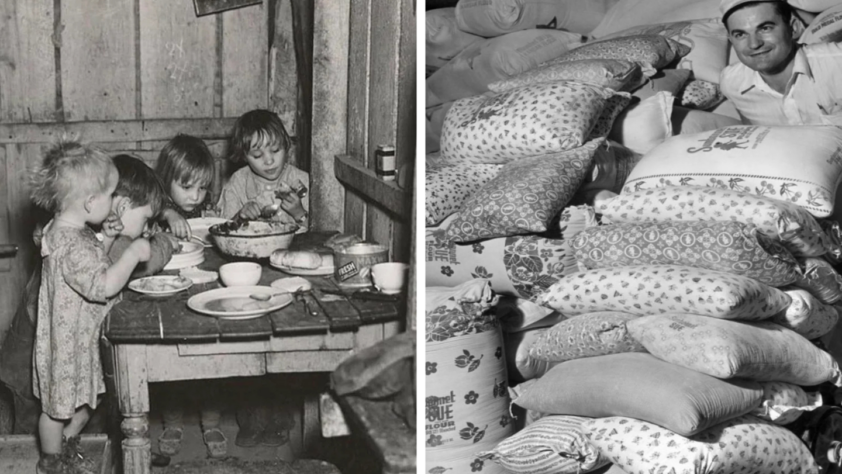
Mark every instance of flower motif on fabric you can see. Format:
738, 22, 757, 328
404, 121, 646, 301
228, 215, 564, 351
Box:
441, 266, 454, 277
426, 362, 438, 375
464, 391, 479, 405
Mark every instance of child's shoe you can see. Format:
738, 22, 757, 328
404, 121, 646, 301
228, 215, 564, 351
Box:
61, 436, 98, 474
235, 408, 265, 448
35, 453, 65, 474
202, 427, 228, 458
157, 426, 183, 456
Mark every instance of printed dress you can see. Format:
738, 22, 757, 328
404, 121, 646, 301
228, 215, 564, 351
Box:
33, 223, 113, 419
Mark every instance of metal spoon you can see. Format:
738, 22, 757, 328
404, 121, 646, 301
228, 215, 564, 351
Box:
260, 203, 282, 219
249, 291, 289, 302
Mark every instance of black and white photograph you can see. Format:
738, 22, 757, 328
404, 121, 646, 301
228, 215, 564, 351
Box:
425, 0, 842, 473
0, 1, 416, 473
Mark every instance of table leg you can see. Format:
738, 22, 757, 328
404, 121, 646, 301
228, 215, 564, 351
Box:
121, 414, 151, 474
111, 344, 151, 474
301, 394, 320, 457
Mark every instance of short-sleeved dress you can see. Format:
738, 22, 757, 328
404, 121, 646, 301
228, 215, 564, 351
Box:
33, 222, 113, 419
218, 163, 310, 233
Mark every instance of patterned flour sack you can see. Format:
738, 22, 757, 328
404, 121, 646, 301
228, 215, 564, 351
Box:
596, 185, 833, 257
584, 415, 820, 474
438, 82, 618, 165
425, 205, 598, 301
751, 381, 823, 425
496, 296, 565, 333
528, 311, 646, 365
477, 415, 610, 474
455, 0, 615, 37
622, 125, 842, 218
773, 288, 839, 339
627, 313, 842, 386
539, 265, 792, 320
426, 29, 583, 107
426, 280, 514, 474
571, 221, 802, 287
504, 328, 552, 383
425, 163, 503, 226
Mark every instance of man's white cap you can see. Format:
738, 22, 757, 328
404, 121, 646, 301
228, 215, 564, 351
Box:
720, 0, 781, 19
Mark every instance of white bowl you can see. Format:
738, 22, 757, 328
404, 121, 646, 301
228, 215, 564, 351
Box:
219, 262, 263, 287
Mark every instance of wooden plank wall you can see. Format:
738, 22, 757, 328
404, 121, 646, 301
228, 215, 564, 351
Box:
343, 0, 416, 265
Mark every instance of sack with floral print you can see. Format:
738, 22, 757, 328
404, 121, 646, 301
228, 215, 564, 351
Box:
793, 257, 842, 305
504, 328, 552, 383
439, 82, 618, 165
528, 311, 645, 365
623, 125, 842, 218
752, 381, 823, 425
572, 220, 802, 287
426, 206, 597, 301
596, 185, 833, 257
627, 313, 842, 386
513, 353, 764, 437
584, 415, 819, 474
773, 288, 839, 340
489, 58, 645, 93
477, 415, 609, 474
550, 35, 691, 77
425, 162, 503, 226
539, 265, 792, 320
426, 279, 515, 471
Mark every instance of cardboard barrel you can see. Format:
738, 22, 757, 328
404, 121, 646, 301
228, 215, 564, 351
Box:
334, 243, 389, 288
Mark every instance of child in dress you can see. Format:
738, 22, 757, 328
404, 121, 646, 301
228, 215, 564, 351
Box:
219, 109, 309, 233
152, 136, 227, 458
29, 140, 151, 474
219, 109, 306, 447
155, 134, 217, 240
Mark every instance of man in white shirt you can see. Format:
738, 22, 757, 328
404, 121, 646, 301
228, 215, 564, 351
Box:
719, 0, 842, 126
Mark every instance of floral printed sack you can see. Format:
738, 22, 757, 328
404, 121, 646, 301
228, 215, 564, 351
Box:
426, 206, 597, 301
678, 79, 724, 110
489, 58, 645, 93
504, 328, 552, 383
773, 288, 839, 339
445, 139, 603, 242
751, 381, 823, 426
477, 415, 610, 474
528, 311, 645, 365
512, 353, 764, 437
572, 221, 802, 287
439, 82, 617, 165
622, 125, 842, 218
539, 265, 792, 320
425, 163, 503, 226
627, 313, 842, 386
550, 35, 691, 77
426, 280, 514, 474
584, 415, 819, 474
596, 185, 833, 257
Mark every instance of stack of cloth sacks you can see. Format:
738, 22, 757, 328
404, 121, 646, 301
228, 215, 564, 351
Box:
426, 1, 842, 472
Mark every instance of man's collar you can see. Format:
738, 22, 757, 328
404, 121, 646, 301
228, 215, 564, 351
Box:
737, 45, 811, 94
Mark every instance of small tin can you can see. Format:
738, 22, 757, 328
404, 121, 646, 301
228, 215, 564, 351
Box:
375, 145, 396, 181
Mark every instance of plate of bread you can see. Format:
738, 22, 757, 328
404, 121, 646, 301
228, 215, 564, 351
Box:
270, 249, 334, 276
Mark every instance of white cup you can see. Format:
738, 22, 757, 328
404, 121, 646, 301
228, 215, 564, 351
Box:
371, 262, 409, 294
219, 262, 262, 287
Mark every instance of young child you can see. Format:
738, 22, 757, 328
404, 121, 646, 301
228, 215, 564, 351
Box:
152, 136, 227, 458
219, 109, 309, 233
0, 154, 171, 438
154, 134, 217, 240
219, 109, 305, 447
29, 140, 151, 474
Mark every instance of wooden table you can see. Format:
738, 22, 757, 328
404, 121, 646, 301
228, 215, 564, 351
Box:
102, 233, 404, 474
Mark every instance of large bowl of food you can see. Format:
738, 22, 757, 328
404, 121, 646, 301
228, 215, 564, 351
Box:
209, 220, 298, 259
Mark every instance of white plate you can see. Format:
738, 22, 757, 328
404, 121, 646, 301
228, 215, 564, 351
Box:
179, 268, 218, 285
187, 217, 228, 247
187, 286, 293, 320
128, 275, 193, 296
173, 240, 203, 257
270, 276, 312, 293
270, 262, 334, 276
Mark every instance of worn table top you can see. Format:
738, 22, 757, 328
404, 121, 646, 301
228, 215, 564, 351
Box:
104, 232, 402, 344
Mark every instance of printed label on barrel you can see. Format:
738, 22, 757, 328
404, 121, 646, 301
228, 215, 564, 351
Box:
337, 261, 359, 281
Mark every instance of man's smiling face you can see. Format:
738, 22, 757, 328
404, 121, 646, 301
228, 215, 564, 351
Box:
727, 2, 796, 77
